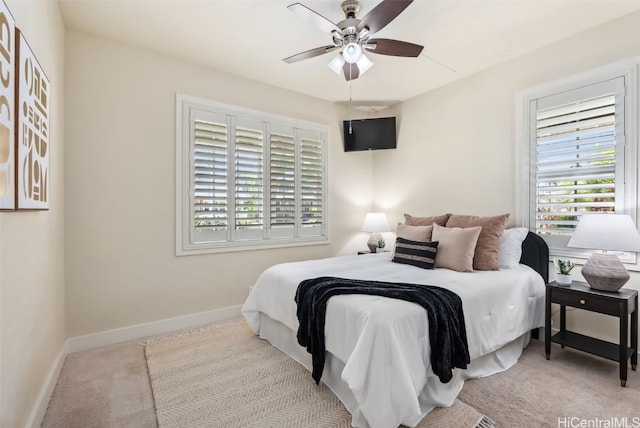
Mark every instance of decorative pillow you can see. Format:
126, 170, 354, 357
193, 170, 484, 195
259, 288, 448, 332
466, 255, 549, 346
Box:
498, 227, 529, 269
396, 223, 433, 242
431, 224, 482, 272
404, 213, 450, 227
392, 237, 438, 270
445, 213, 510, 271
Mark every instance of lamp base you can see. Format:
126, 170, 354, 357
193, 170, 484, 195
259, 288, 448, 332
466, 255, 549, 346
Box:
582, 253, 630, 292
367, 233, 382, 253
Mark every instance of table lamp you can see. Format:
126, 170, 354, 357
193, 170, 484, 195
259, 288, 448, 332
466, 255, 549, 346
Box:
567, 213, 640, 292
361, 212, 390, 252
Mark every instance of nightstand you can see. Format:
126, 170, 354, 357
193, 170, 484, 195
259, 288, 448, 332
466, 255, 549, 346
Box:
545, 280, 638, 387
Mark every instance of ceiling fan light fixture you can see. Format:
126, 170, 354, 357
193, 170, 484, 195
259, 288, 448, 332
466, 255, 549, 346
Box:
356, 54, 374, 75
328, 54, 346, 75
283, 0, 424, 81
342, 42, 362, 63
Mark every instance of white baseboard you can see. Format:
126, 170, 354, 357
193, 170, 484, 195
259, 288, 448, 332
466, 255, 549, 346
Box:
29, 305, 242, 427
27, 341, 68, 428
66, 305, 242, 354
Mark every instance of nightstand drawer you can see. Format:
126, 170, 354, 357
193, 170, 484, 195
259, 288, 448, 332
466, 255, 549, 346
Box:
553, 288, 620, 316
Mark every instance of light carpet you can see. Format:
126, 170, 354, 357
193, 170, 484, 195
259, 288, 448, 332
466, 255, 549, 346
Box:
145, 319, 493, 428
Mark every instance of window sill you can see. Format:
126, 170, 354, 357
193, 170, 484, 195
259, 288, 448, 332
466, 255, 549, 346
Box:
176, 237, 330, 256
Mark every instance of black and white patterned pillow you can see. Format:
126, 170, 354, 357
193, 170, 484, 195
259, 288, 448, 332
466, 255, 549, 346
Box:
392, 237, 439, 269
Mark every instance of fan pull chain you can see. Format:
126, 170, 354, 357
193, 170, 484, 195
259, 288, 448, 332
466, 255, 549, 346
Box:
349, 64, 353, 134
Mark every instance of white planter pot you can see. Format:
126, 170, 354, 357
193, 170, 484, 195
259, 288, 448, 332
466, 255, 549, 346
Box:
376, 247, 384, 253
556, 274, 572, 286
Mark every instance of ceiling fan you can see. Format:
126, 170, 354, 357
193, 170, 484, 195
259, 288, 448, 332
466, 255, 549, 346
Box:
283, 0, 423, 81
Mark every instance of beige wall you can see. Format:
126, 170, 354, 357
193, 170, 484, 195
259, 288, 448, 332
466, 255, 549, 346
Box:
64, 30, 373, 337
3, 6, 639, 426
0, 1, 66, 427
375, 12, 640, 343
64, 10, 640, 343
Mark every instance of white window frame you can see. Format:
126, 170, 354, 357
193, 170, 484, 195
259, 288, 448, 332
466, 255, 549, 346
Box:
176, 94, 329, 255
516, 59, 639, 267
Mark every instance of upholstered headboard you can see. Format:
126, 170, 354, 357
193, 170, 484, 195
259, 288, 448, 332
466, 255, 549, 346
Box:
519, 231, 549, 284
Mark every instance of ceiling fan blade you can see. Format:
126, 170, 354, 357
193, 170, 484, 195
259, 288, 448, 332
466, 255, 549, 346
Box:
283, 45, 340, 63
287, 3, 343, 35
343, 63, 360, 81
357, 0, 413, 35
365, 38, 423, 57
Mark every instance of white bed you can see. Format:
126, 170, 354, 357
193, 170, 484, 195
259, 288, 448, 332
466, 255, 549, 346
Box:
241, 234, 548, 428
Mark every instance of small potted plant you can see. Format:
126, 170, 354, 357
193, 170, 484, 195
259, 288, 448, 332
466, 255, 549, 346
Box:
376, 238, 386, 253
554, 258, 575, 286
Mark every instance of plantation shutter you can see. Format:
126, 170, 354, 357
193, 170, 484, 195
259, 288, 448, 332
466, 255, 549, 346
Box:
192, 111, 228, 243
300, 130, 324, 236
531, 77, 625, 252
234, 119, 264, 239
178, 96, 328, 254
269, 128, 296, 238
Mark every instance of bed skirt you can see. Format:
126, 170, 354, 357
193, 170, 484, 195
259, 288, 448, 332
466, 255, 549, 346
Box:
257, 313, 530, 428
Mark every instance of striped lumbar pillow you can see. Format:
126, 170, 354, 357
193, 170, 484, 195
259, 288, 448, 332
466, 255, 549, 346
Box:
392, 237, 439, 269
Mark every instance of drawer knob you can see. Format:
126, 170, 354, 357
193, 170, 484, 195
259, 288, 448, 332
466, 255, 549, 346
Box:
580, 299, 586, 305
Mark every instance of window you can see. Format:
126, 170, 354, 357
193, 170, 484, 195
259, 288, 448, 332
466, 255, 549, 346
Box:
176, 95, 328, 255
518, 62, 638, 261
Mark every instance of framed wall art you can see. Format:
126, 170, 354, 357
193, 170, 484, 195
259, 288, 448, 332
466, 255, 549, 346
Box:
0, 1, 15, 210
15, 28, 49, 210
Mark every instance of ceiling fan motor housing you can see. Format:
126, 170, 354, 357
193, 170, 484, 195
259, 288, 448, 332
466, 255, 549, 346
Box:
341, 0, 361, 19
337, 1, 364, 49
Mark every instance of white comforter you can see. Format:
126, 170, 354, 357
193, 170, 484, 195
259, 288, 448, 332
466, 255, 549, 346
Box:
242, 252, 545, 428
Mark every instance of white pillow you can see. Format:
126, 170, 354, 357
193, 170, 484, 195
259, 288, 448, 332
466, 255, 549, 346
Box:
498, 227, 529, 269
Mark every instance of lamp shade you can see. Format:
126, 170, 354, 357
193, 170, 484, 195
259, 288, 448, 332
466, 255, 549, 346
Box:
343, 42, 362, 64
328, 54, 345, 75
361, 212, 390, 233
567, 213, 640, 252
356, 54, 374, 75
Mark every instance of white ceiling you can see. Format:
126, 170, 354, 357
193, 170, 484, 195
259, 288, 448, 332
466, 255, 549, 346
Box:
58, 0, 640, 104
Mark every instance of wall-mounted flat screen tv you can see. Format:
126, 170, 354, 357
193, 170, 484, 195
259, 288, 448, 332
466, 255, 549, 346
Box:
343, 117, 397, 152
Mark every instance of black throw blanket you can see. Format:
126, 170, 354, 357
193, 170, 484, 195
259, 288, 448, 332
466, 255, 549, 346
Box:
295, 276, 470, 385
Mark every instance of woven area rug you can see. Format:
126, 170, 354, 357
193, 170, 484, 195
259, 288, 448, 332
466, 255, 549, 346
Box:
145, 319, 493, 428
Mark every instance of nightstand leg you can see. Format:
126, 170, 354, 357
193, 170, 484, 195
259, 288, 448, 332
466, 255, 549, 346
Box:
620, 302, 628, 387
632, 296, 638, 372
560, 304, 566, 348
545, 288, 552, 359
